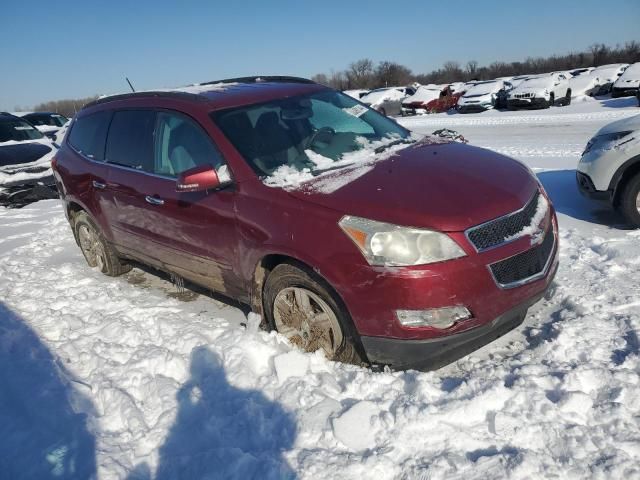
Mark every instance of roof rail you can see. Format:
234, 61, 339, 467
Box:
84, 90, 206, 109
200, 75, 315, 86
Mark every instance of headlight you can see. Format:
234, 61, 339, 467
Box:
582, 130, 634, 156
339, 215, 466, 266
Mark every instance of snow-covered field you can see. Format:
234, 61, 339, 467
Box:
1, 96, 639, 479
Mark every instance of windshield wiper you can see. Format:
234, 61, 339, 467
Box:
374, 138, 416, 154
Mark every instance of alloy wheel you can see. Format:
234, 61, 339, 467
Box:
78, 224, 106, 271
273, 287, 343, 358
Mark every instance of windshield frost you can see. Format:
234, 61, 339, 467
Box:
212, 89, 412, 185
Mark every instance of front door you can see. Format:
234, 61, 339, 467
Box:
103, 109, 243, 297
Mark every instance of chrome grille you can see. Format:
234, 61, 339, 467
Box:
489, 227, 555, 288
466, 191, 541, 251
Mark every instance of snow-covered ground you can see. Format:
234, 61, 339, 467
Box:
1, 96, 639, 479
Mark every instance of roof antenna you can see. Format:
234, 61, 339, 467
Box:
125, 77, 136, 93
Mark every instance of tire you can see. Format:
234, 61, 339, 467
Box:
73, 211, 132, 276
564, 90, 572, 106
263, 263, 363, 365
548, 93, 555, 107
619, 174, 640, 228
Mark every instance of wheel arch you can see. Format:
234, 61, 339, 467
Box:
610, 153, 640, 206
250, 252, 363, 349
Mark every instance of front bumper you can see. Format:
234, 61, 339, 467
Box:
457, 104, 491, 113
361, 260, 558, 370
576, 171, 611, 202
507, 97, 548, 108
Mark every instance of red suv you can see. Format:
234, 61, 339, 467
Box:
52, 76, 558, 370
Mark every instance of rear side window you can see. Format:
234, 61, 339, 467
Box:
68, 111, 111, 161
105, 110, 155, 171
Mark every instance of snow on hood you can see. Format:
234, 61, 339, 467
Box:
462, 81, 503, 98
360, 88, 406, 107
614, 62, 640, 87
403, 86, 441, 104
513, 76, 554, 91
568, 74, 601, 96
0, 137, 56, 186
592, 64, 629, 82
263, 134, 423, 193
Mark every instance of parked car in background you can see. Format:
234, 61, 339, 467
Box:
612, 62, 640, 98
577, 114, 640, 227
507, 72, 571, 109
569, 67, 595, 77
457, 79, 513, 113
20, 112, 69, 140
402, 85, 462, 114
591, 63, 629, 95
360, 86, 416, 116
0, 112, 58, 207
51, 76, 558, 370
568, 71, 602, 97
401, 85, 442, 114
343, 89, 370, 100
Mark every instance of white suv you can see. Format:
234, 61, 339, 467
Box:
507, 72, 571, 109
577, 114, 640, 226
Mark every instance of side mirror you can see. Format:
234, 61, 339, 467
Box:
176, 164, 221, 193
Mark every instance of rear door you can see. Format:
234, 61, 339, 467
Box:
65, 110, 113, 232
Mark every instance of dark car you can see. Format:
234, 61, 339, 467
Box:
52, 76, 558, 370
21, 112, 69, 141
0, 112, 58, 207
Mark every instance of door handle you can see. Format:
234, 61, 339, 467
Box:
92, 180, 106, 189
145, 195, 165, 206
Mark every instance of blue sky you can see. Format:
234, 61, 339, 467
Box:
1, 0, 638, 110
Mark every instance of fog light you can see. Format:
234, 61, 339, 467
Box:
396, 306, 471, 329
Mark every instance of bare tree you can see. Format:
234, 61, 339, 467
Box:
346, 58, 375, 89
375, 61, 413, 88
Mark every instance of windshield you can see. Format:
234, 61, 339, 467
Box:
0, 117, 45, 142
212, 90, 412, 178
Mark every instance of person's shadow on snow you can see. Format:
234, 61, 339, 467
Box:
129, 347, 297, 480
0, 302, 96, 479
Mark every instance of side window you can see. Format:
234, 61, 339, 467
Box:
68, 110, 112, 161
153, 111, 226, 177
105, 110, 155, 171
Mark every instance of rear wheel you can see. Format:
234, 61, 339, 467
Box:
264, 263, 363, 364
563, 90, 571, 106
619, 174, 640, 228
74, 211, 131, 276
548, 93, 555, 107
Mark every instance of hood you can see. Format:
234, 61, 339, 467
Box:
595, 114, 640, 136
511, 81, 553, 94
0, 141, 53, 168
287, 142, 538, 232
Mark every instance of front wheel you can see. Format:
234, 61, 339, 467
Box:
563, 90, 571, 106
619, 174, 640, 228
263, 263, 363, 364
548, 93, 555, 107
74, 211, 131, 276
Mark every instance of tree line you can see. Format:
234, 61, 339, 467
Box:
15, 41, 640, 116
311, 41, 640, 90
